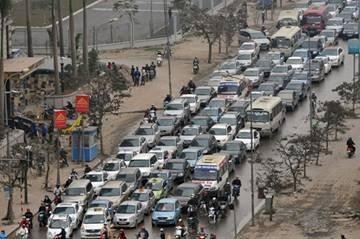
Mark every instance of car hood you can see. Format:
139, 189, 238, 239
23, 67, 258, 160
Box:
164, 110, 184, 117
156, 146, 177, 153
253, 38, 270, 45
217, 69, 237, 74
48, 228, 70, 237
197, 95, 210, 102
82, 223, 103, 231
221, 150, 239, 156
152, 211, 175, 219
170, 196, 190, 206
236, 59, 252, 64
214, 135, 228, 141
97, 195, 122, 205
326, 25, 343, 32
118, 146, 140, 152
63, 195, 86, 205
115, 213, 135, 220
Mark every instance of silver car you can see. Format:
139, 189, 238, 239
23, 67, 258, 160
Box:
118, 136, 148, 154
130, 189, 156, 215
133, 123, 160, 148
113, 200, 145, 228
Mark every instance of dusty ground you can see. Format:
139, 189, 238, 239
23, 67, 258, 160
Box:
239, 118, 360, 239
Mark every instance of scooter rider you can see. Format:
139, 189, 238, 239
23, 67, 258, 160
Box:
176, 219, 186, 237
16, 224, 28, 238
55, 228, 66, 239
24, 209, 33, 230
187, 80, 196, 92
43, 195, 52, 206
188, 194, 197, 208
53, 184, 63, 197
193, 57, 199, 66
232, 177, 242, 187
70, 168, 78, 180
150, 62, 156, 76
209, 197, 220, 218
164, 94, 172, 104
347, 137, 355, 152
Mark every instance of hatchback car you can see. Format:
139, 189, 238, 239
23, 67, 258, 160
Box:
102, 159, 126, 180
88, 199, 114, 218
180, 94, 201, 114
155, 136, 183, 159
170, 182, 205, 210
133, 123, 160, 148
257, 82, 280, 96
285, 80, 307, 100
128, 153, 160, 177
63, 179, 94, 208
208, 97, 231, 112
320, 47, 345, 67
189, 134, 218, 155
113, 200, 145, 228
270, 64, 294, 79
236, 52, 256, 70
178, 148, 203, 169
286, 57, 306, 72
303, 59, 325, 82
243, 67, 264, 87
97, 180, 131, 206
115, 168, 142, 192
267, 51, 285, 65
130, 188, 156, 215
221, 141, 247, 164
84, 171, 108, 194
151, 198, 181, 226
234, 129, 261, 150
163, 158, 191, 183
47, 215, 73, 239
219, 113, 243, 134
179, 125, 203, 146
163, 99, 191, 123
51, 202, 83, 229
194, 86, 217, 107
80, 207, 108, 239
156, 116, 182, 136
199, 107, 223, 123
145, 177, 169, 200
209, 123, 236, 147
118, 135, 148, 154
320, 29, 338, 45
292, 48, 310, 63
191, 116, 215, 132
238, 41, 260, 58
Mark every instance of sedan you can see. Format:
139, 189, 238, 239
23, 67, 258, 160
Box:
151, 198, 181, 226
189, 134, 218, 155
292, 48, 310, 63
88, 199, 114, 218
118, 136, 148, 154
51, 202, 83, 229
285, 81, 307, 100
113, 201, 145, 228
268, 75, 287, 90
221, 141, 247, 163
315, 56, 332, 74
208, 123, 236, 147
257, 82, 280, 96
235, 129, 261, 150
102, 159, 126, 180
342, 22, 359, 39
270, 64, 294, 79
157, 116, 182, 136
208, 97, 231, 112
170, 182, 205, 210
191, 116, 215, 132
286, 57, 305, 72
178, 148, 203, 169
180, 94, 201, 114
320, 47, 345, 67
268, 51, 285, 65
47, 215, 73, 239
326, 17, 345, 36
320, 29, 338, 46
215, 60, 242, 75
238, 41, 260, 58
255, 58, 275, 77
179, 125, 204, 147
149, 169, 176, 191
130, 189, 156, 215
194, 86, 217, 107
84, 171, 108, 194
163, 158, 191, 183
219, 113, 243, 134
199, 107, 223, 123
243, 67, 264, 87
155, 136, 183, 158
133, 123, 161, 148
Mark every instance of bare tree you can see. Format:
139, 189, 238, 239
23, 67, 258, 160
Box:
25, 0, 33, 57
288, 134, 315, 178
223, 12, 237, 55
82, 0, 89, 81
257, 157, 284, 193
184, 6, 225, 63
332, 80, 360, 112
51, 0, 60, 94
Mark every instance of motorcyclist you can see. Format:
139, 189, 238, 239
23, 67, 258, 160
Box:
55, 228, 66, 239
223, 182, 231, 201
232, 177, 242, 187
53, 184, 63, 197
188, 194, 197, 208
208, 197, 220, 219
19, 216, 29, 229
16, 224, 28, 238
160, 228, 165, 239
38, 203, 46, 213
347, 137, 356, 152
187, 80, 196, 91
70, 168, 78, 180
100, 224, 110, 239
164, 94, 172, 104
150, 62, 156, 76
176, 219, 186, 237
84, 164, 92, 174
137, 226, 149, 239
24, 209, 33, 229
193, 57, 199, 66
43, 195, 52, 206
64, 176, 73, 188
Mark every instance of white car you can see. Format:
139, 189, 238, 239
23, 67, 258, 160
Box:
128, 153, 161, 177
208, 123, 236, 147
102, 159, 127, 180
47, 215, 73, 239
325, 17, 345, 36
315, 56, 332, 74
80, 207, 108, 239
149, 147, 171, 166
238, 42, 260, 57
130, 188, 157, 215
84, 171, 108, 194
179, 125, 203, 146
113, 200, 145, 228
234, 129, 260, 150
243, 67, 264, 87
286, 57, 305, 72
215, 60, 242, 75
133, 123, 161, 148
180, 94, 200, 114
320, 47, 345, 67
236, 52, 256, 69
51, 202, 84, 229
116, 150, 137, 167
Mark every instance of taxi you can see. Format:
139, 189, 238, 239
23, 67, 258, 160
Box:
80, 207, 108, 239
145, 177, 168, 200
130, 188, 156, 215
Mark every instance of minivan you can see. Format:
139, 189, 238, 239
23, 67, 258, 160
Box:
97, 180, 131, 206
63, 179, 94, 208
128, 153, 160, 177
116, 168, 143, 192
278, 89, 299, 112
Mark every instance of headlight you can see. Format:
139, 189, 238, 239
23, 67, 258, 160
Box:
178, 173, 184, 177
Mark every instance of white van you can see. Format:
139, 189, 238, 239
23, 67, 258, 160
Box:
128, 153, 160, 177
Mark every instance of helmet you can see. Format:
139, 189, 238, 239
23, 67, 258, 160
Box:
212, 197, 216, 201
190, 193, 195, 198
226, 182, 230, 185
160, 228, 164, 232
178, 219, 182, 223
56, 184, 60, 188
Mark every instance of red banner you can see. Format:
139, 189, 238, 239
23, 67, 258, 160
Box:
54, 110, 67, 129
76, 95, 89, 113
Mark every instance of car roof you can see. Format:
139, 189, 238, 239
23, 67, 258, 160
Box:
158, 115, 177, 120
68, 179, 91, 188
196, 86, 212, 89
120, 200, 141, 206
87, 171, 105, 175
181, 147, 202, 153
167, 158, 187, 163
211, 123, 229, 129
132, 153, 156, 160
183, 124, 201, 129
160, 136, 178, 140
85, 207, 106, 215
193, 134, 212, 139
134, 188, 152, 194
51, 214, 70, 220
177, 182, 200, 188
102, 180, 126, 188
158, 198, 178, 203
221, 113, 237, 118
55, 202, 78, 208
169, 98, 187, 104
90, 199, 111, 204
117, 167, 140, 174
181, 94, 197, 98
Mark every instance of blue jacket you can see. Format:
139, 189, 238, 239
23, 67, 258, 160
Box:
0, 232, 8, 239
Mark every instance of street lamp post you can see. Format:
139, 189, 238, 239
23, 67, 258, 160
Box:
60, 57, 65, 93
249, 87, 255, 226
163, 0, 173, 96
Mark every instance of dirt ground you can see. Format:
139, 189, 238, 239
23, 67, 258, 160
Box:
239, 118, 360, 239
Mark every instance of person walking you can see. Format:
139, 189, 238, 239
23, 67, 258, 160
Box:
131, 65, 136, 85
134, 67, 141, 86
40, 123, 47, 144
141, 67, 146, 85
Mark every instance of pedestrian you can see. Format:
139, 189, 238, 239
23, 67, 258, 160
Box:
261, 10, 265, 24
131, 65, 136, 84
118, 229, 127, 239
30, 122, 37, 139
0, 230, 7, 239
107, 62, 112, 70
48, 121, 54, 144
134, 67, 141, 86
40, 123, 47, 144
141, 67, 146, 85
112, 62, 118, 72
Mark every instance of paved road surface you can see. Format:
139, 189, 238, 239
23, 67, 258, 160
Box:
28, 40, 350, 239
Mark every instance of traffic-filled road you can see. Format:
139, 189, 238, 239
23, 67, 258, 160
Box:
27, 36, 352, 239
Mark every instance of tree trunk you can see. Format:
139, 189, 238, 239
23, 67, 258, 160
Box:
303, 156, 307, 178
51, 0, 60, 95
25, 0, 33, 57
293, 174, 297, 192
218, 36, 221, 54
57, 0, 64, 57
69, 0, 77, 76
82, 0, 89, 81
0, 16, 5, 136
99, 123, 104, 155
325, 127, 329, 151
44, 149, 50, 190
4, 191, 14, 223
334, 125, 338, 140
207, 41, 213, 64
225, 35, 229, 55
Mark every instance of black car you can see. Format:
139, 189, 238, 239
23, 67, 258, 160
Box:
227, 100, 250, 119
342, 22, 359, 39
255, 57, 275, 77
163, 159, 191, 183
220, 141, 247, 164
191, 116, 215, 132
303, 59, 325, 82
268, 74, 289, 90
170, 182, 205, 210
189, 134, 218, 155
157, 116, 183, 136
301, 38, 324, 58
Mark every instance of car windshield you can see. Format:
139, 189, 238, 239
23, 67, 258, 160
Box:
237, 131, 252, 139
258, 84, 274, 91
292, 73, 308, 81
240, 44, 254, 50
221, 62, 236, 69
116, 205, 136, 214
195, 88, 211, 95
209, 128, 227, 135
286, 83, 302, 90
193, 168, 218, 180
146, 181, 163, 190
135, 128, 154, 135
99, 188, 121, 196
344, 23, 357, 30
320, 31, 334, 38
129, 159, 149, 167
244, 69, 259, 76
166, 103, 183, 111
190, 138, 208, 147
321, 48, 338, 56
53, 207, 75, 215
116, 173, 136, 183
272, 66, 287, 73
83, 214, 106, 224
219, 117, 236, 125
223, 143, 240, 151
89, 202, 107, 209
237, 54, 251, 60
191, 118, 208, 127
120, 139, 138, 147
179, 151, 196, 160
218, 84, 239, 94
247, 111, 270, 122
182, 127, 199, 135
287, 58, 303, 64
155, 202, 175, 212
250, 32, 266, 39
304, 15, 321, 24
272, 38, 290, 48
103, 162, 120, 171
209, 99, 225, 108
49, 219, 68, 228
131, 192, 149, 201
173, 187, 194, 197
65, 187, 85, 196
200, 108, 219, 117
328, 19, 343, 26
85, 174, 103, 182
181, 96, 196, 103
157, 118, 175, 126
293, 50, 308, 58
158, 139, 176, 146
165, 162, 184, 170
116, 153, 133, 162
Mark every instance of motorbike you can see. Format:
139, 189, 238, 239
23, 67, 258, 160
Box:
38, 210, 47, 227
208, 207, 217, 224
16, 229, 29, 239
232, 185, 240, 200
193, 63, 199, 74
219, 201, 228, 218
149, 110, 157, 123
157, 55, 163, 66
149, 69, 155, 80
347, 145, 355, 158
54, 195, 62, 205
198, 233, 208, 239
199, 201, 207, 216
175, 226, 187, 239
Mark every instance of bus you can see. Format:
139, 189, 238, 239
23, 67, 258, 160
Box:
301, 5, 329, 35
271, 26, 303, 58
192, 154, 231, 196
276, 9, 300, 29
245, 96, 285, 136
217, 76, 247, 102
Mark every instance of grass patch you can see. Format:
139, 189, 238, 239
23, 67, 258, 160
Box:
12, 0, 96, 26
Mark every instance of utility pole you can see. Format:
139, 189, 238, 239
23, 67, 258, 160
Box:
163, 0, 172, 96
57, 0, 65, 57
25, 0, 33, 57
51, 0, 60, 95
358, 0, 360, 79
308, 35, 313, 134
250, 87, 255, 226
150, 0, 154, 37
82, 0, 89, 82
